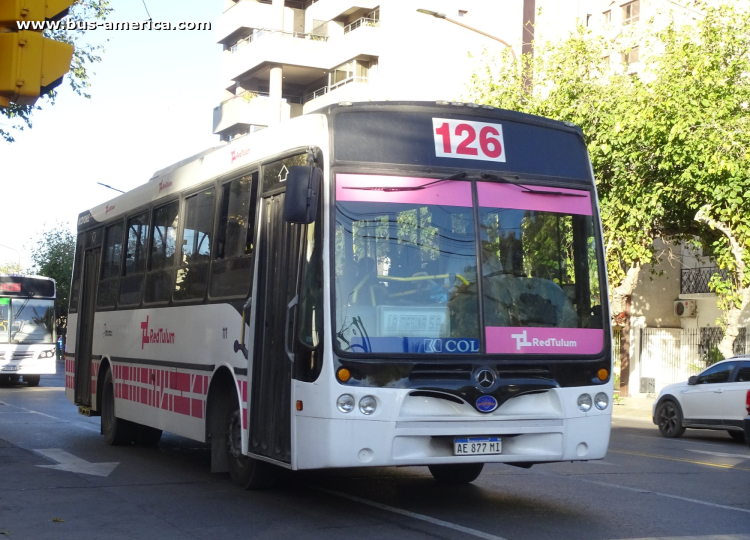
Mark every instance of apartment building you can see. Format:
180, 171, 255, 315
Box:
212, 0, 536, 142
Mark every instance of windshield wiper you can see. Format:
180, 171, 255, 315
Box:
10, 293, 34, 341
343, 172, 467, 192
481, 173, 587, 197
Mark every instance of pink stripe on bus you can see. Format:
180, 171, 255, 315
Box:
477, 183, 593, 216
336, 174, 473, 207
486, 327, 604, 355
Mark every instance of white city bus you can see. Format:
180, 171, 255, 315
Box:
66, 101, 612, 488
0, 275, 58, 386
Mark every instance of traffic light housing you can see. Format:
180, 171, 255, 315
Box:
0, 0, 75, 107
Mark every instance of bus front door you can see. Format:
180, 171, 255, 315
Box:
75, 247, 100, 407
250, 194, 302, 464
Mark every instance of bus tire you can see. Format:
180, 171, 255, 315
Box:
101, 369, 135, 445
226, 401, 278, 490
428, 463, 484, 485
24, 375, 40, 387
134, 424, 163, 446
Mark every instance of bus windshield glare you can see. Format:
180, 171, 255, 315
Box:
0, 297, 55, 344
334, 174, 604, 356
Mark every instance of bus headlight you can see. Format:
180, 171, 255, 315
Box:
577, 394, 592, 412
359, 396, 377, 415
337, 394, 355, 413
595, 392, 609, 410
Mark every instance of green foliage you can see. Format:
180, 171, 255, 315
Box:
1, 0, 112, 143
466, 0, 750, 318
706, 345, 724, 366
0, 261, 23, 274
29, 222, 76, 328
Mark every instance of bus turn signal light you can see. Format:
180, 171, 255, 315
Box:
597, 369, 608, 381
337, 368, 351, 382
296, 400, 303, 411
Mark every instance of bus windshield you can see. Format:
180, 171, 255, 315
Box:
334, 174, 604, 356
0, 297, 55, 344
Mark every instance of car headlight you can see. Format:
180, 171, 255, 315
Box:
336, 394, 355, 413
594, 392, 609, 410
578, 393, 592, 412
359, 396, 377, 415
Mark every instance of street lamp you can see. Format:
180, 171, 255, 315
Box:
97, 182, 125, 194
416, 9, 517, 62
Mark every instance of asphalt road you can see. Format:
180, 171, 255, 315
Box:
1, 363, 749, 540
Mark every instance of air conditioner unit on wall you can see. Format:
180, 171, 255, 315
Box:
674, 300, 697, 317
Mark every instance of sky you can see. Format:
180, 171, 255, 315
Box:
0, 0, 223, 269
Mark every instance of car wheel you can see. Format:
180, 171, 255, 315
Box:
656, 400, 686, 438
24, 375, 40, 387
428, 463, 484, 484
101, 369, 135, 445
727, 430, 745, 443
226, 397, 278, 490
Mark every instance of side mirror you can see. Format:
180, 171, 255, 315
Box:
687, 375, 698, 385
283, 166, 321, 224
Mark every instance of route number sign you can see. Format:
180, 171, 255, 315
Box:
432, 118, 506, 163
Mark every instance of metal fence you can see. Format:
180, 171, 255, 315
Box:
680, 266, 728, 294
638, 326, 747, 393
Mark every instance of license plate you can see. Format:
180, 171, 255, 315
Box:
454, 437, 502, 456
1, 365, 18, 371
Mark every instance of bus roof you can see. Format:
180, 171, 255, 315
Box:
76, 101, 589, 232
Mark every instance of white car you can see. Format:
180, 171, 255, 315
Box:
653, 356, 750, 441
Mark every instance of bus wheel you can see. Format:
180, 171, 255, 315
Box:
226, 404, 278, 490
24, 375, 40, 387
428, 463, 484, 485
101, 369, 134, 445
134, 424, 163, 446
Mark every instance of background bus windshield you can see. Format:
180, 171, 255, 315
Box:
0, 298, 55, 344
334, 175, 604, 355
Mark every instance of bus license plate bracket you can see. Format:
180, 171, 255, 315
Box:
454, 437, 502, 456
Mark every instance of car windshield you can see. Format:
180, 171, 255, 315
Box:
0, 298, 55, 344
333, 174, 604, 356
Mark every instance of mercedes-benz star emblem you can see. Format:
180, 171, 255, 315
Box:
475, 369, 495, 389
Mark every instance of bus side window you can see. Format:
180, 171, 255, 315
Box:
210, 172, 259, 298
69, 234, 84, 313
144, 200, 179, 304
174, 189, 215, 301
119, 212, 149, 306
97, 221, 124, 309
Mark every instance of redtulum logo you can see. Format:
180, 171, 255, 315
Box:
105, 205, 116, 214
158, 180, 172, 193
140, 316, 175, 349
231, 148, 250, 163
511, 330, 577, 351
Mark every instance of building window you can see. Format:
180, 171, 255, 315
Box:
458, 10, 467, 17
603, 55, 611, 67
622, 1, 639, 25
603, 10, 611, 23
586, 14, 592, 26
622, 46, 639, 65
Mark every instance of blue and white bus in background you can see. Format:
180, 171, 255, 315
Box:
0, 275, 57, 387
66, 101, 612, 488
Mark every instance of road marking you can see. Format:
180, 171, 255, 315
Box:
35, 448, 119, 477
687, 449, 750, 459
615, 433, 740, 449
610, 449, 750, 471
536, 471, 750, 515
315, 487, 509, 540
0, 401, 99, 432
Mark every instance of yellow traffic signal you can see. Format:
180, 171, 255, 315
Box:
0, 0, 75, 108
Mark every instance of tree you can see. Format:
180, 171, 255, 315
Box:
0, 0, 112, 143
466, 0, 750, 373
29, 222, 76, 330
0, 261, 23, 274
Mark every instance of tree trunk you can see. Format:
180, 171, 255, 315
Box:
611, 265, 641, 397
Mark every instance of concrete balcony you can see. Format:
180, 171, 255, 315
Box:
302, 76, 372, 113
216, 1, 278, 45
213, 93, 292, 135
305, 0, 380, 29
222, 24, 380, 87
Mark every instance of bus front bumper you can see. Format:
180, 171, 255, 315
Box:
294, 414, 611, 470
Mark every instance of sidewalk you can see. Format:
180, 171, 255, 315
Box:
611, 395, 656, 422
